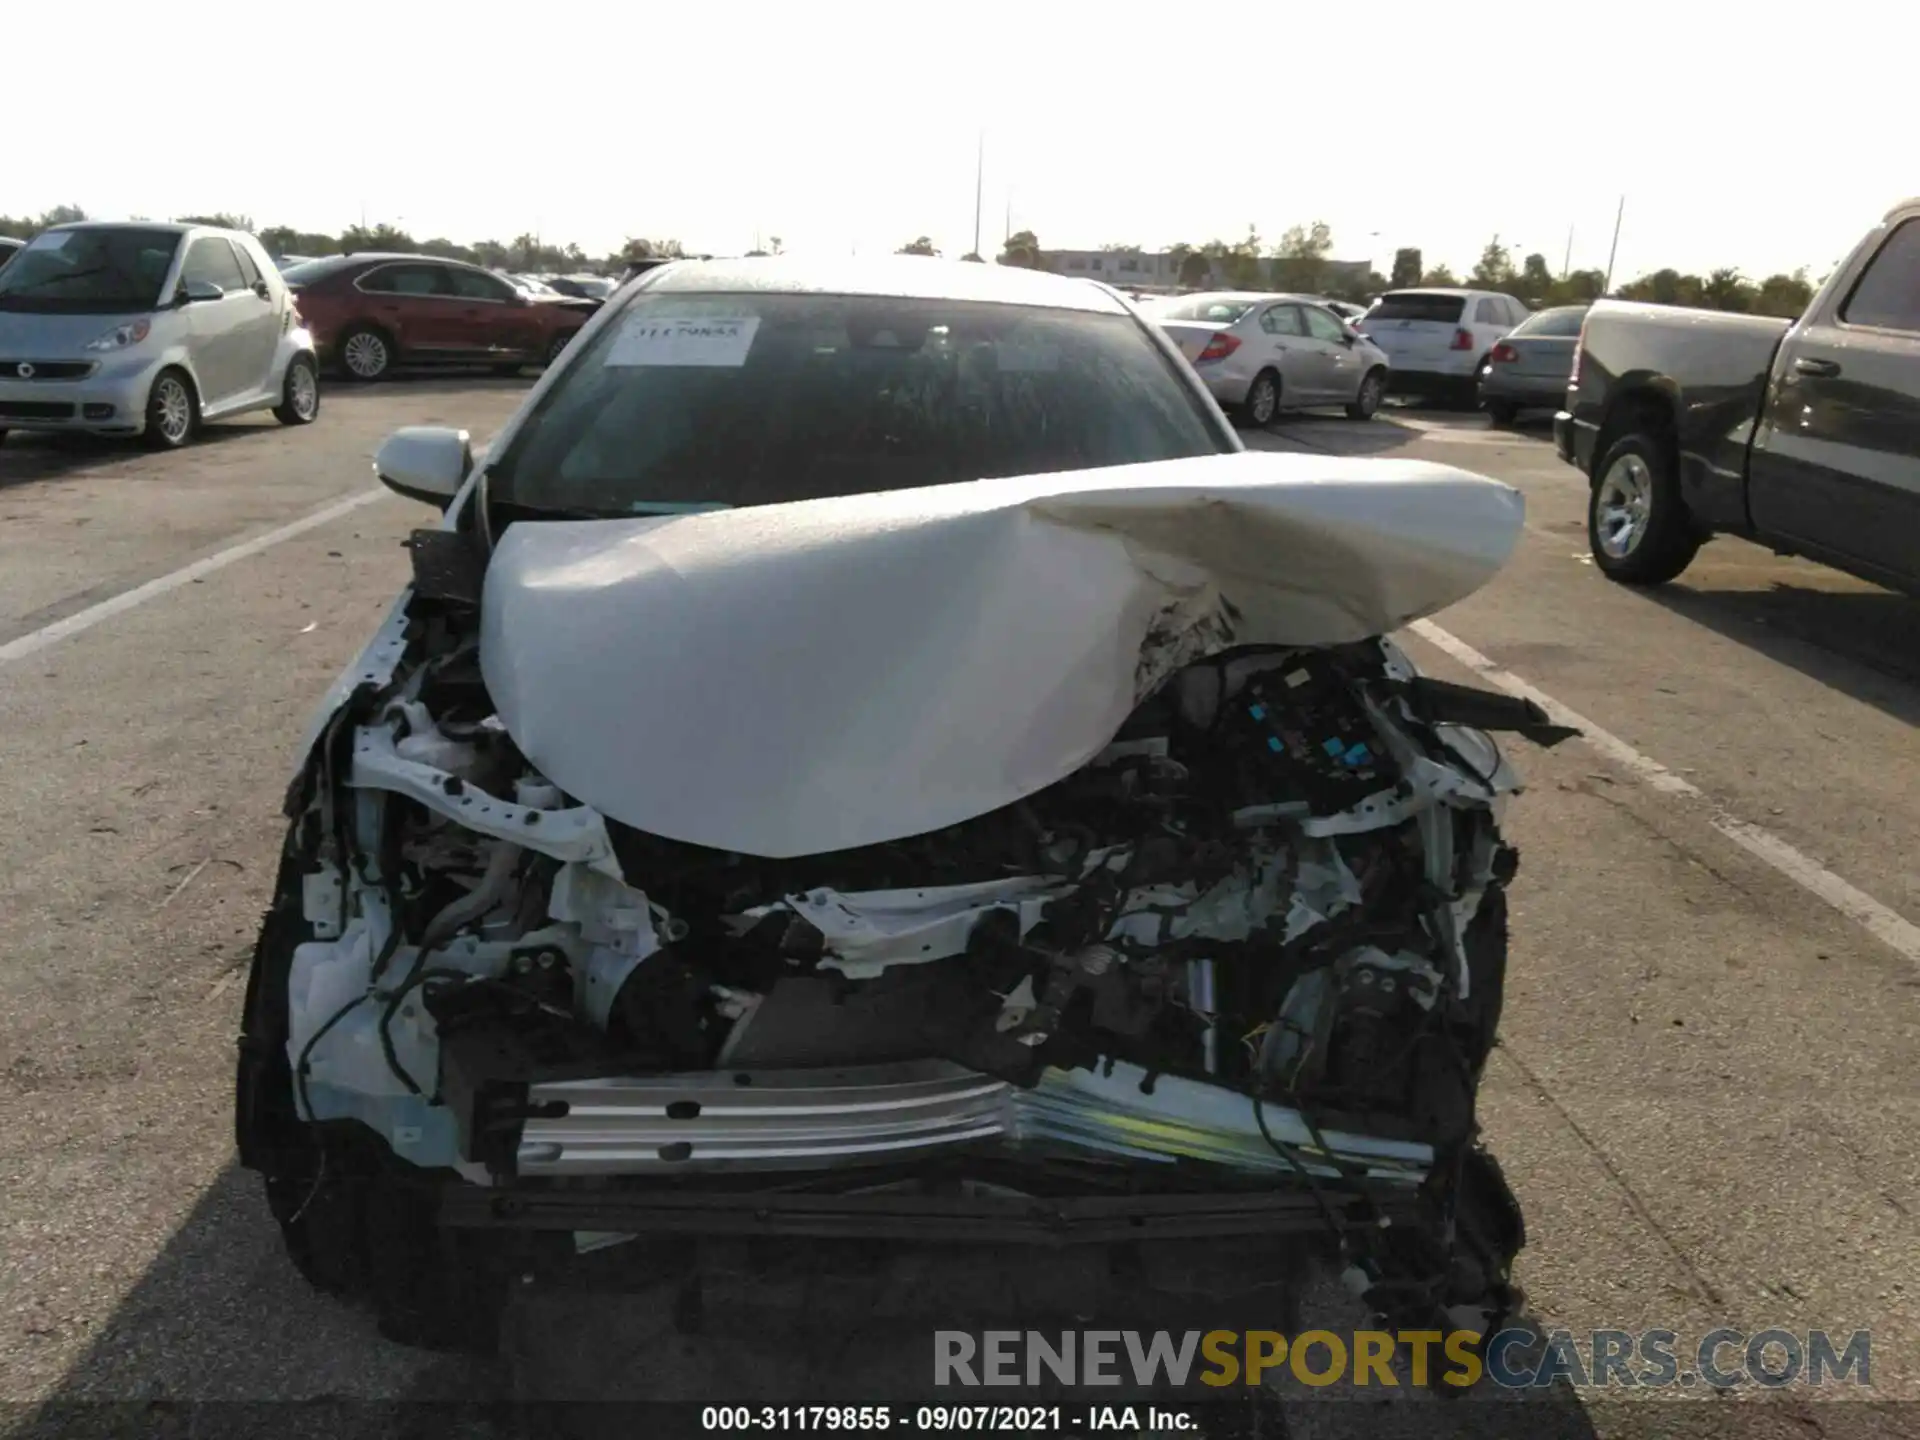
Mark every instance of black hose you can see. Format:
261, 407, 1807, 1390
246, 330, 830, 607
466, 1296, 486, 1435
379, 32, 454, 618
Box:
377, 939, 446, 1098
1250, 1084, 1352, 1256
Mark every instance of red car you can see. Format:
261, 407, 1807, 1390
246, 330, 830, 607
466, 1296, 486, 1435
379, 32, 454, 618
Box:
279, 253, 597, 381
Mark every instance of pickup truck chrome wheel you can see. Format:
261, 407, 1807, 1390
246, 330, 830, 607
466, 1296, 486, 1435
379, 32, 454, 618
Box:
1594, 452, 1652, 557
1587, 432, 1703, 586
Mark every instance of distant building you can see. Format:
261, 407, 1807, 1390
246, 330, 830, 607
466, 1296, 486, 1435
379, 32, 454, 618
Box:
1033, 248, 1377, 294
1037, 249, 1185, 285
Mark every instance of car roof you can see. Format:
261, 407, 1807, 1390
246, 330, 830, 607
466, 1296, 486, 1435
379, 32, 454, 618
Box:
1382, 286, 1505, 298
646, 256, 1131, 314
1167, 290, 1324, 304
42, 220, 200, 237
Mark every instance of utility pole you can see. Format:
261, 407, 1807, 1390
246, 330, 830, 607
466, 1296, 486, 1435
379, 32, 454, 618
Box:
1603, 195, 1625, 294
972, 130, 984, 259
1562, 223, 1574, 279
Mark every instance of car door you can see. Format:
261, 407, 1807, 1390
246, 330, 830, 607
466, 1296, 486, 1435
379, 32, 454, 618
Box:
1300, 304, 1361, 402
177, 236, 257, 404
223, 237, 284, 397
1256, 303, 1317, 400
1748, 215, 1920, 586
356, 263, 465, 356
442, 265, 538, 357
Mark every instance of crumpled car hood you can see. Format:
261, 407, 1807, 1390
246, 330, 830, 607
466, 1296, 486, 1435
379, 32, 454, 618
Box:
479, 451, 1523, 857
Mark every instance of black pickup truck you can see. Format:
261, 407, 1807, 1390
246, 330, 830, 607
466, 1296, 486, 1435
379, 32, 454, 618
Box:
1555, 199, 1920, 595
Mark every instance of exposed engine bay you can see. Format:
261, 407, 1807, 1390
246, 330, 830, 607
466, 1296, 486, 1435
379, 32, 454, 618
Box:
275, 599, 1556, 1201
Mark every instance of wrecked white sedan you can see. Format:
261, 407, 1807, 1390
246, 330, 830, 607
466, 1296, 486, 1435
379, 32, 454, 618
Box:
235, 258, 1567, 1359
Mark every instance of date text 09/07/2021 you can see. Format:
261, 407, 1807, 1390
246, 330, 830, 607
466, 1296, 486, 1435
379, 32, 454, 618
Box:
700, 1406, 1192, 1432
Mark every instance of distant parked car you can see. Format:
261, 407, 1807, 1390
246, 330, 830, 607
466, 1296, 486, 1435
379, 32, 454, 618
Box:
1477, 304, 1589, 424
540, 274, 618, 302
273, 254, 322, 271
0, 236, 24, 270
0, 221, 319, 450
1356, 288, 1529, 404
506, 274, 561, 297
1320, 299, 1368, 322
279, 253, 598, 380
1154, 292, 1392, 423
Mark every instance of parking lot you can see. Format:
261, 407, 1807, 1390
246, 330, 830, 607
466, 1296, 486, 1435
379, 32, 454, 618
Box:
1, 380, 1917, 1437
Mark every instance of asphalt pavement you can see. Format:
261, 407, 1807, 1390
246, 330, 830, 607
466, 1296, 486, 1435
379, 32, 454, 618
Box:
0, 388, 1915, 1439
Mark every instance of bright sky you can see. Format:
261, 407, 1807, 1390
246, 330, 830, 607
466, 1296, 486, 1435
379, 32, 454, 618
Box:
11, 1, 1913, 284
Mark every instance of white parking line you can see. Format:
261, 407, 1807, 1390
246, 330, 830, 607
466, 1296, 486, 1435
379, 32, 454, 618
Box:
1410, 618, 1920, 967
0, 486, 390, 668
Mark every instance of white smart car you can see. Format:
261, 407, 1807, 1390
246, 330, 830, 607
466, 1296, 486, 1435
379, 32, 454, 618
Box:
0, 221, 319, 450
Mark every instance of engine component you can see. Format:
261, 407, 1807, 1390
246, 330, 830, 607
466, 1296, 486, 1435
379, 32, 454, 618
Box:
287, 635, 1530, 1185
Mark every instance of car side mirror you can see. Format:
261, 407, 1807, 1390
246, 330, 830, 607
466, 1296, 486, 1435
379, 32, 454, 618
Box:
375, 426, 472, 510
179, 279, 225, 304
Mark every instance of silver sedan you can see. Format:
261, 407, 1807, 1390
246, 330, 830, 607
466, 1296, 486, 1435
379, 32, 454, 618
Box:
1153, 292, 1391, 424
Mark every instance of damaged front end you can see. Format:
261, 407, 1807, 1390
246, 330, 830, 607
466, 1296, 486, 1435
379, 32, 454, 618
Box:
235, 453, 1560, 1355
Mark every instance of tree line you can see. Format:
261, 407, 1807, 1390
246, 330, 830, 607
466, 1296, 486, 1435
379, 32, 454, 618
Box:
3, 204, 1819, 318
993, 221, 1817, 319
0, 205, 686, 276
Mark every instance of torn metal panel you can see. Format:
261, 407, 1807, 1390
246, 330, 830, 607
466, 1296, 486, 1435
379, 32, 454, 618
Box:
480, 451, 1524, 857
346, 723, 621, 874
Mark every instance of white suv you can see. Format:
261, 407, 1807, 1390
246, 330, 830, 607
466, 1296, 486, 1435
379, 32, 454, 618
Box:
1356, 288, 1528, 403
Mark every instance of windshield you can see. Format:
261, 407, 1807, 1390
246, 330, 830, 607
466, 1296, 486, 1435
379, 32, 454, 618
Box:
1511, 305, 1588, 337
0, 227, 181, 312
1367, 293, 1466, 324
1159, 297, 1256, 323
489, 291, 1228, 516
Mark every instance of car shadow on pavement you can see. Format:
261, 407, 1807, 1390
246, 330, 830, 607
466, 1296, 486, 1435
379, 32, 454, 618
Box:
11, 1161, 1612, 1440
330, 371, 539, 397
1643, 579, 1920, 728
0, 421, 275, 489
12, 1163, 505, 1440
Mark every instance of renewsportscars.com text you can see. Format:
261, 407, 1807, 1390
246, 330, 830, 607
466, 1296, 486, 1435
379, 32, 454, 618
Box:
933, 1328, 1872, 1390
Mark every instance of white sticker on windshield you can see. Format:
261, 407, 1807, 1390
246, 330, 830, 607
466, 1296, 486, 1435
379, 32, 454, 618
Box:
605, 314, 760, 368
